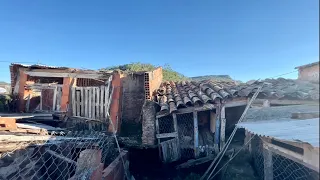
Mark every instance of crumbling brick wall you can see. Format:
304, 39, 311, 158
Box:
298, 64, 319, 82
144, 67, 163, 100
121, 73, 145, 123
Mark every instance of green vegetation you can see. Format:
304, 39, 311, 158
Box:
191, 75, 234, 82
101, 62, 188, 82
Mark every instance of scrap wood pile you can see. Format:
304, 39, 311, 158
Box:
0, 113, 65, 136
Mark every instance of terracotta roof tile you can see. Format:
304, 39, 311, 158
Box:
156, 78, 319, 113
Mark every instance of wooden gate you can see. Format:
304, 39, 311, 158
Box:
70, 86, 111, 121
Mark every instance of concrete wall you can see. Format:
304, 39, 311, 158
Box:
298, 64, 319, 82
121, 73, 145, 123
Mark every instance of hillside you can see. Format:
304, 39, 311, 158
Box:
101, 63, 188, 82
190, 75, 234, 82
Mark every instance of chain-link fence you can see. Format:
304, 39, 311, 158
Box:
0, 131, 119, 180
177, 113, 194, 160
252, 136, 319, 180
157, 112, 195, 160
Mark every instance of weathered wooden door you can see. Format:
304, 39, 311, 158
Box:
156, 113, 181, 163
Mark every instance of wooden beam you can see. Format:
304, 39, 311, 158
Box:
263, 140, 319, 173
24, 71, 110, 79
214, 105, 221, 153
52, 86, 58, 111
220, 104, 226, 151
225, 99, 247, 108
209, 111, 216, 133
193, 111, 199, 158
46, 149, 77, 164
25, 94, 31, 113
156, 132, 178, 139
172, 113, 180, 158
263, 143, 274, 180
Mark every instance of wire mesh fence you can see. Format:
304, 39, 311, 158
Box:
177, 113, 194, 160
251, 136, 319, 180
0, 131, 119, 180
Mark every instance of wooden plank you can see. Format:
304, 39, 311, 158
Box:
220, 104, 226, 151
76, 89, 80, 116
85, 87, 89, 117
71, 87, 76, 116
92, 87, 96, 119
88, 87, 92, 118
104, 86, 108, 120
193, 111, 199, 158
52, 86, 57, 111
225, 99, 247, 108
47, 149, 77, 164
80, 87, 84, 116
155, 118, 161, 159
214, 105, 221, 153
56, 87, 62, 111
25, 94, 31, 113
172, 113, 180, 158
244, 131, 252, 153
100, 86, 105, 119
209, 111, 216, 133
156, 132, 178, 139
96, 87, 100, 119
263, 143, 274, 180
176, 155, 215, 169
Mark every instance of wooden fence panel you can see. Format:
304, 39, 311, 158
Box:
71, 85, 111, 120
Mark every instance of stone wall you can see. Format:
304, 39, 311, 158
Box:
141, 100, 157, 145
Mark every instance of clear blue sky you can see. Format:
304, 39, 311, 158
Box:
0, 0, 318, 83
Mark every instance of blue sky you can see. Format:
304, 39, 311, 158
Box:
0, 0, 318, 83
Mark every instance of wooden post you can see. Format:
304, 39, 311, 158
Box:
71, 87, 75, 116
155, 118, 161, 159
209, 111, 216, 133
96, 87, 100, 119
193, 111, 199, 158
220, 104, 226, 151
52, 86, 58, 111
25, 94, 30, 113
100, 86, 105, 119
244, 130, 252, 153
214, 105, 221, 153
76, 89, 80, 116
172, 113, 180, 158
263, 143, 273, 180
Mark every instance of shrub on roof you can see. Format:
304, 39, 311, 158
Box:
101, 63, 188, 82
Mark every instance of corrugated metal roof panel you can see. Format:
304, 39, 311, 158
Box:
237, 118, 319, 147
11, 63, 69, 69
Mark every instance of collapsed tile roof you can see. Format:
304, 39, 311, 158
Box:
156, 78, 319, 113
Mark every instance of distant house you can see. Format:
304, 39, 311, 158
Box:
295, 61, 319, 82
